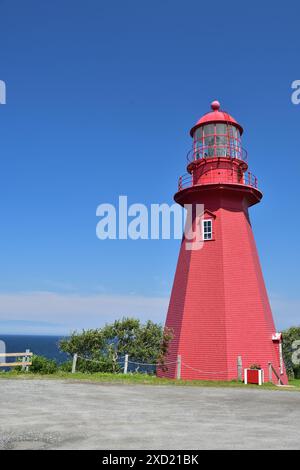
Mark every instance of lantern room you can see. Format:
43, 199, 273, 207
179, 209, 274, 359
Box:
189, 100, 246, 162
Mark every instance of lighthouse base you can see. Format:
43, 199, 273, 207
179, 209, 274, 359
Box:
158, 188, 288, 385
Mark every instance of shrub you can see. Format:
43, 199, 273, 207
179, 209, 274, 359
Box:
29, 354, 58, 374
58, 360, 73, 372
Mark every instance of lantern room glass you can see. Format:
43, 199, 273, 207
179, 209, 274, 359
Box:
193, 123, 241, 160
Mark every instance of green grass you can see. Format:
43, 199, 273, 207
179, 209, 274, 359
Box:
1, 370, 300, 391
289, 378, 300, 388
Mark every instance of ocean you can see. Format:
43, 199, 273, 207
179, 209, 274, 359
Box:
0, 335, 154, 374
0, 335, 69, 364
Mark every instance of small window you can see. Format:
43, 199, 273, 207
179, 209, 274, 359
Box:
194, 127, 203, 141
202, 219, 213, 240
203, 123, 215, 136
216, 123, 227, 135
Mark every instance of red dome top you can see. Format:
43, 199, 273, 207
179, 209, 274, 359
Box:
190, 100, 243, 137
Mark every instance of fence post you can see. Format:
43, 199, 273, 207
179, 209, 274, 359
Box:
25, 349, 30, 372
237, 356, 242, 381
176, 355, 181, 380
21, 353, 25, 372
268, 362, 272, 383
124, 354, 129, 374
21, 349, 30, 372
72, 353, 78, 374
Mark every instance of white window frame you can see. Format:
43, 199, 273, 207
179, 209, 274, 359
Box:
202, 219, 213, 241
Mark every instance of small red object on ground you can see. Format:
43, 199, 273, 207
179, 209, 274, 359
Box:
244, 369, 264, 385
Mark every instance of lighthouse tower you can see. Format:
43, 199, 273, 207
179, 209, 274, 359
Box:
161, 101, 287, 384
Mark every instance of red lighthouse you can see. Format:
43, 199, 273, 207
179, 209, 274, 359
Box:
160, 101, 287, 384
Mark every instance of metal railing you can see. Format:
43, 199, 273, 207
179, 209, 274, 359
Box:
187, 144, 248, 163
178, 170, 258, 192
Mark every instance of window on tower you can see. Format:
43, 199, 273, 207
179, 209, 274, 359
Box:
203, 124, 215, 157
216, 123, 227, 157
202, 219, 213, 240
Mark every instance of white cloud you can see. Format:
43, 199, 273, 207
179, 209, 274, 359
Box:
0, 290, 297, 335
0, 291, 169, 334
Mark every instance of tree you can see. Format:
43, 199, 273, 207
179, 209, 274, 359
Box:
282, 326, 300, 379
59, 317, 173, 374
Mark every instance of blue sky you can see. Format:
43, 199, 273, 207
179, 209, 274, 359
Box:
0, 0, 299, 334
